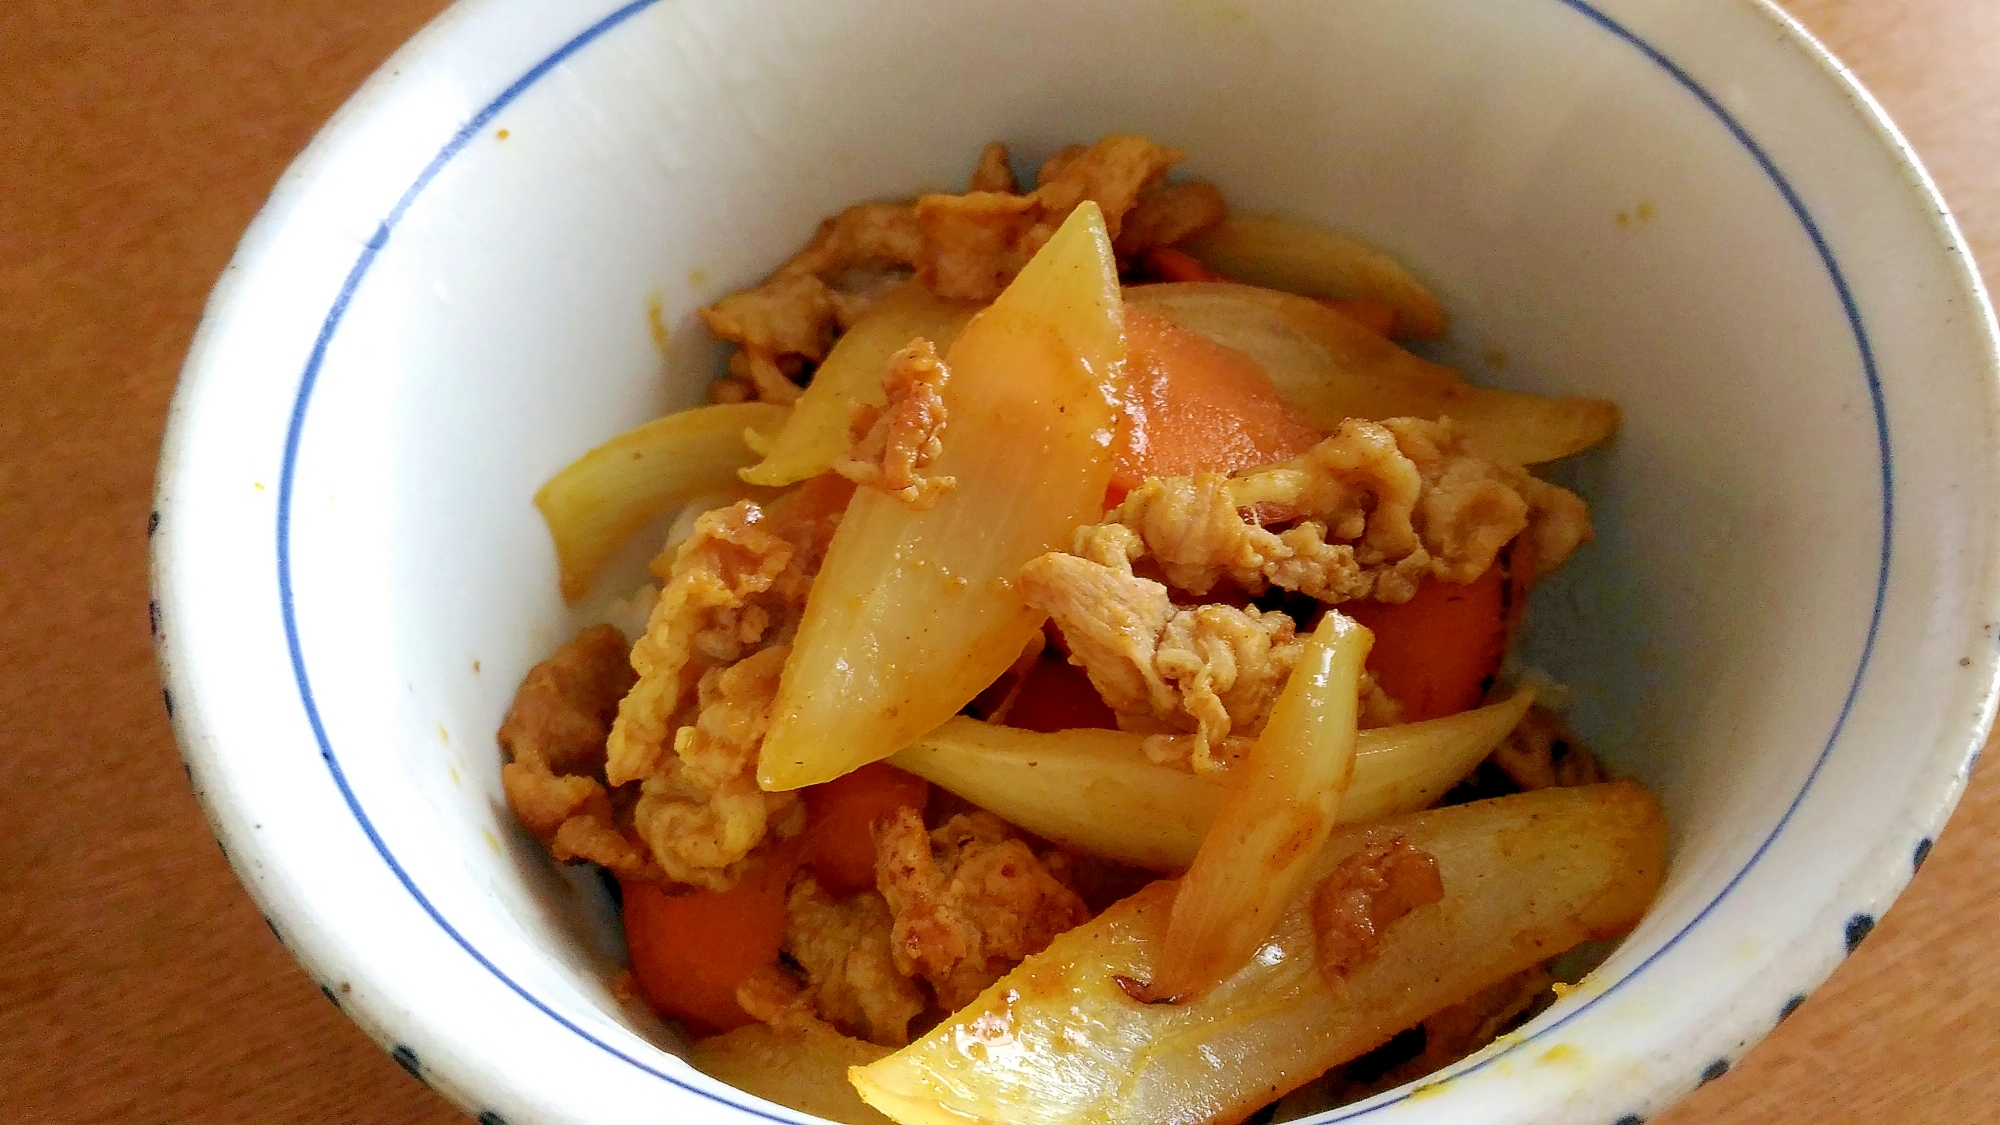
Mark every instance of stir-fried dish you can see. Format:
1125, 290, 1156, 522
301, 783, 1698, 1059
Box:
499, 136, 1662, 1125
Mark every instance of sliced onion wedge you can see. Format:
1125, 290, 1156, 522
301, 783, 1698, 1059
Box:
850, 782, 1667, 1125
758, 203, 1125, 791
888, 687, 1535, 871
533, 402, 787, 601
1180, 215, 1449, 338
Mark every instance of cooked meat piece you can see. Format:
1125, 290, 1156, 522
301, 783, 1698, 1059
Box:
734, 963, 827, 1035
607, 480, 849, 890
609, 480, 846, 786
503, 766, 608, 843
676, 644, 789, 793
916, 135, 1212, 300
781, 875, 927, 1046
698, 135, 1218, 400
1113, 181, 1227, 257
781, 201, 927, 282
498, 626, 661, 880
1311, 837, 1444, 983
633, 780, 804, 892
698, 201, 927, 403
632, 646, 804, 890
1029, 135, 1184, 245
546, 813, 657, 879
912, 190, 1041, 302
875, 808, 1089, 1010
501, 761, 657, 879
700, 274, 845, 364
1103, 417, 1590, 603
1017, 536, 1303, 773
1139, 598, 1302, 769
499, 624, 635, 776
1035, 144, 1088, 187
1136, 664, 1406, 772
605, 504, 796, 787
1391, 417, 1592, 585
833, 337, 955, 508
966, 142, 1018, 194
1489, 705, 1606, 791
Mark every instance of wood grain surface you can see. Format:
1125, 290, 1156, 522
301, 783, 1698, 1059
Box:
2, 1, 1995, 1121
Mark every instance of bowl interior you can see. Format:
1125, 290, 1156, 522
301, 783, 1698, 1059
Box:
167, 0, 1999, 1122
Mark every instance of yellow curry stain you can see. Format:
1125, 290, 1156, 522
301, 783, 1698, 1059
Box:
1405, 1079, 1449, 1102
646, 291, 672, 359
482, 828, 502, 854
1551, 971, 1614, 1005
1538, 1043, 1584, 1066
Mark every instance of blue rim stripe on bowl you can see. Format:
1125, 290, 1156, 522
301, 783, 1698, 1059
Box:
272, 1, 1892, 1120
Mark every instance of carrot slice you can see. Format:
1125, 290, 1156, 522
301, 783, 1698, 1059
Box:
1004, 656, 1121, 734
1342, 565, 1507, 722
1110, 307, 1323, 501
801, 763, 930, 896
620, 842, 801, 1034
1322, 297, 1398, 338
1141, 247, 1224, 283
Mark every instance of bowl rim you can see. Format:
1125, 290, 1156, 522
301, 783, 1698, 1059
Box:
152, 0, 2000, 1121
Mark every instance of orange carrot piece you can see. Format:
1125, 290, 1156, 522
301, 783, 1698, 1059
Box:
620, 842, 801, 1034
802, 763, 930, 896
1142, 247, 1224, 283
1342, 565, 1507, 722
1110, 307, 1323, 501
1003, 656, 1121, 734
1322, 297, 1399, 338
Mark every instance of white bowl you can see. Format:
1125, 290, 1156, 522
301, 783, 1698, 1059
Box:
152, 0, 2000, 1122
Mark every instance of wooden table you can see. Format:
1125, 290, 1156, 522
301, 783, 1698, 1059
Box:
3, 1, 1995, 1120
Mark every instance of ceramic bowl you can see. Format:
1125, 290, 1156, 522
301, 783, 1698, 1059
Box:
152, 0, 2000, 1122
